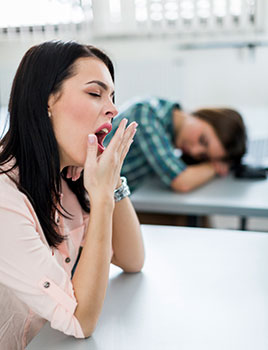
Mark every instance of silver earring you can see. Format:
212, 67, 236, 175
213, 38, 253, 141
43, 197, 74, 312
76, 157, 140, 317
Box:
48, 111, 51, 118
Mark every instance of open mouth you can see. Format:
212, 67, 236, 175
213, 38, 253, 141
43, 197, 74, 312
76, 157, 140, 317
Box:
95, 123, 112, 153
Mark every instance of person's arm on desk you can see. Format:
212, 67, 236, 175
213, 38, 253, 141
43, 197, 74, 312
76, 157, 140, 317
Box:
72, 121, 143, 337
111, 193, 145, 273
170, 161, 229, 192
72, 196, 114, 338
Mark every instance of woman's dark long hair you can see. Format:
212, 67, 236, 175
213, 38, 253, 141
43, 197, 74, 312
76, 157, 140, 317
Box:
192, 108, 247, 164
0, 41, 114, 248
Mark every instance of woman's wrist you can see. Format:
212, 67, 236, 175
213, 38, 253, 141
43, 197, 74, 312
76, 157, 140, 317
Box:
89, 193, 115, 210
209, 162, 220, 176
114, 176, 131, 202
116, 177, 122, 189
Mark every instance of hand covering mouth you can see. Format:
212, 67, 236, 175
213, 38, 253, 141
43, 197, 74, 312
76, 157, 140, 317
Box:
94, 123, 112, 153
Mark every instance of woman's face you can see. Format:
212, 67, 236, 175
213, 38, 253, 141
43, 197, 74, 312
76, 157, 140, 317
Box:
48, 57, 117, 170
175, 116, 226, 161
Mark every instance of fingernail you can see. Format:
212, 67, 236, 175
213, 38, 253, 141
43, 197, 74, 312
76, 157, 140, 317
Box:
129, 121, 138, 129
72, 175, 79, 181
88, 134, 96, 144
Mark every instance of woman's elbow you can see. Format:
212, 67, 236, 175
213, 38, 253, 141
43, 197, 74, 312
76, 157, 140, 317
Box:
123, 260, 144, 273
79, 322, 96, 339
170, 180, 192, 193
74, 310, 98, 339
116, 254, 145, 273
112, 248, 145, 273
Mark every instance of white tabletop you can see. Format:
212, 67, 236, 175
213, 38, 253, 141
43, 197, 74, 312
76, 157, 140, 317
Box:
131, 176, 268, 218
27, 225, 268, 350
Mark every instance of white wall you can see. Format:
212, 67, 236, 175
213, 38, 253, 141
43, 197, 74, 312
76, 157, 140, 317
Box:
104, 39, 268, 110
0, 34, 268, 131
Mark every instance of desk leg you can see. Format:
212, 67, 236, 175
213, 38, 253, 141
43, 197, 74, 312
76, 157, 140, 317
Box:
240, 217, 247, 230
187, 215, 198, 227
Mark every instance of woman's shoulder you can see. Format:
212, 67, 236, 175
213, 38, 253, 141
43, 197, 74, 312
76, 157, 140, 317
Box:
0, 171, 21, 201
0, 170, 38, 230
0, 167, 27, 208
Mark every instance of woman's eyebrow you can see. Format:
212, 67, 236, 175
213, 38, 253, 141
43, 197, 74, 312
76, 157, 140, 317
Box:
85, 80, 114, 93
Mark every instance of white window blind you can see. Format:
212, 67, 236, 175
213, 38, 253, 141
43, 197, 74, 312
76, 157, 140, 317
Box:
0, 0, 93, 36
92, 0, 266, 39
0, 0, 266, 40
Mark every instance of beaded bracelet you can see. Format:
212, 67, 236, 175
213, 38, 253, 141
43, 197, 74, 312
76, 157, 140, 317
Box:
114, 176, 131, 202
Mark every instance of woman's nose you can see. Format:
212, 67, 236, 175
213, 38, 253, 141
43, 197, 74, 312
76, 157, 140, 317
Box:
105, 100, 118, 119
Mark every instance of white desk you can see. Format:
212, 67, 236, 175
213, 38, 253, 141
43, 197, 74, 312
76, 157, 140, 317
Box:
27, 225, 268, 350
131, 176, 268, 228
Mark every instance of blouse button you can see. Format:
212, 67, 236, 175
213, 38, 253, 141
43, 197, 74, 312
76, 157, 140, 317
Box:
65, 257, 71, 263
43, 281, 50, 288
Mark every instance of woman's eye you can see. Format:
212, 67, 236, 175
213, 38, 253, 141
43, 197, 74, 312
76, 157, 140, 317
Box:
199, 135, 208, 147
88, 93, 100, 97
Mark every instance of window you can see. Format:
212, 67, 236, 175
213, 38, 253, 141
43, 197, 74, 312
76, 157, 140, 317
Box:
91, 0, 265, 38
0, 0, 264, 38
134, 0, 260, 32
0, 0, 92, 33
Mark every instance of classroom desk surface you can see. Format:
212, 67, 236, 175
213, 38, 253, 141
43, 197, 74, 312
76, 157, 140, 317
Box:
131, 175, 268, 218
27, 225, 268, 350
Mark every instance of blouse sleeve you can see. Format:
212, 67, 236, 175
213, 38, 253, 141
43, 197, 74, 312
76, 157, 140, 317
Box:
0, 182, 85, 338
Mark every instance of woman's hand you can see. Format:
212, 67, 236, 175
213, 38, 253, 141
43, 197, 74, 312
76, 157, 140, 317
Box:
66, 166, 83, 181
212, 160, 230, 177
83, 119, 137, 203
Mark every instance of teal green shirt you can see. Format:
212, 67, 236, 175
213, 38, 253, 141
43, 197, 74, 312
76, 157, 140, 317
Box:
104, 97, 187, 192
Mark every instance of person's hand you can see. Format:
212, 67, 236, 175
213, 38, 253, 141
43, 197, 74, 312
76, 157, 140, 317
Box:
66, 166, 83, 181
83, 119, 137, 203
212, 160, 230, 177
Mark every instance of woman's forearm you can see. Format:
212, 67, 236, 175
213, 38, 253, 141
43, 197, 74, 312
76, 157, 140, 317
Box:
71, 118, 138, 337
111, 197, 145, 273
171, 163, 216, 192
72, 197, 114, 337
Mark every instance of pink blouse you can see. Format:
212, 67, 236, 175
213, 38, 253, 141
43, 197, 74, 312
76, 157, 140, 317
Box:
0, 167, 88, 349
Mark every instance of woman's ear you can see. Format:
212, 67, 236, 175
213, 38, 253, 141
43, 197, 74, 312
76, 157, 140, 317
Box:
48, 94, 55, 108
48, 90, 61, 118
47, 93, 57, 118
